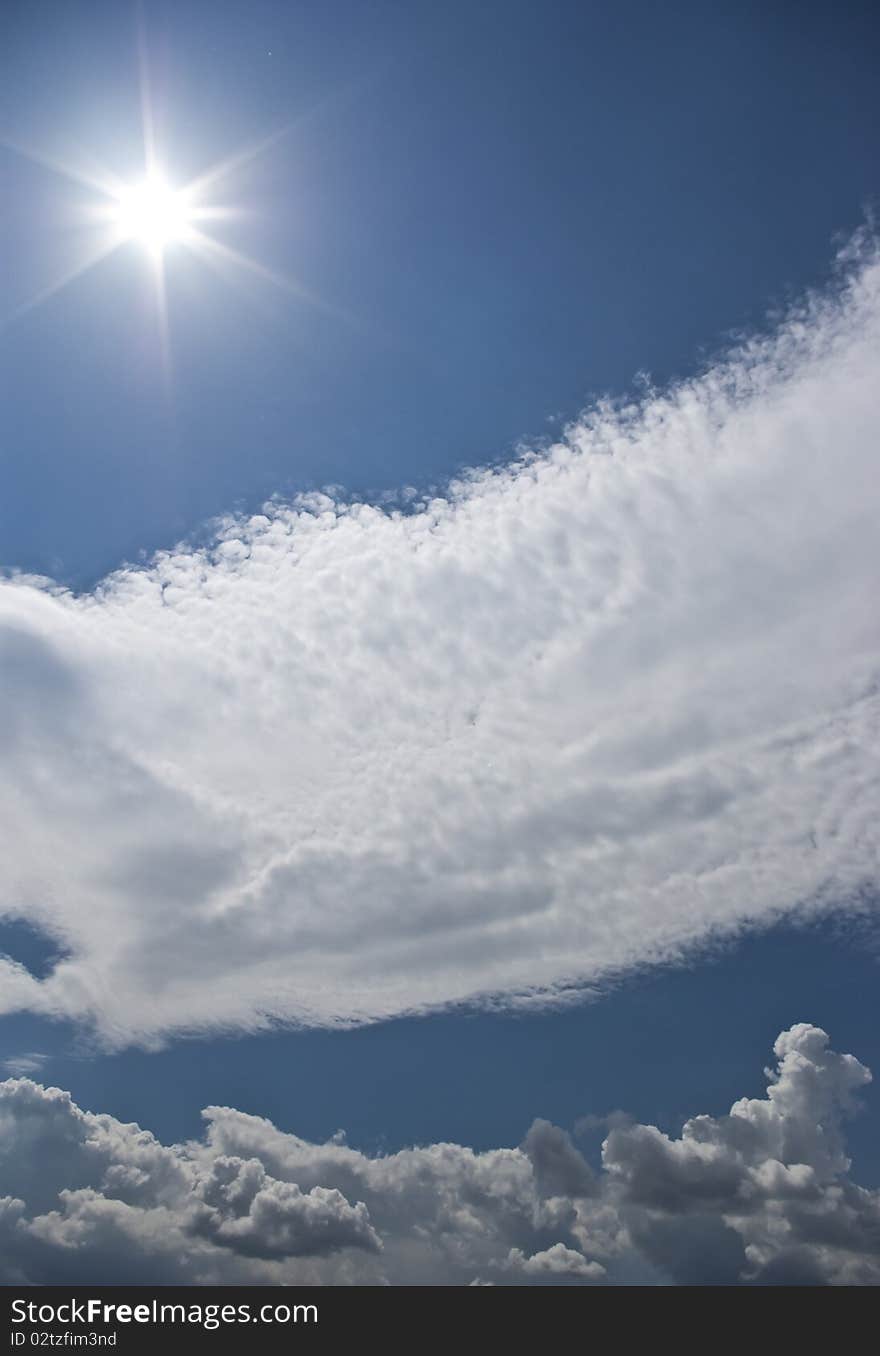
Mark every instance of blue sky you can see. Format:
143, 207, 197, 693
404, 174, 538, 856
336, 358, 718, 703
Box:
3, 918, 879, 1185
3, 1, 879, 586
1, 1, 880, 1286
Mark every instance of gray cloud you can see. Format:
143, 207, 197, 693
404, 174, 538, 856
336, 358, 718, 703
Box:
602, 1024, 879, 1284
0, 1025, 877, 1285
0, 245, 879, 1043
522, 1118, 596, 1200
189, 1155, 380, 1259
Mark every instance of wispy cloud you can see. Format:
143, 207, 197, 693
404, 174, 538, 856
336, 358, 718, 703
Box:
1, 1052, 48, 1077
0, 242, 878, 1045
0, 1025, 876, 1284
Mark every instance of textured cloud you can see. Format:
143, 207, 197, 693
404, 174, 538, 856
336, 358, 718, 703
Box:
0, 1026, 876, 1285
1, 244, 879, 1043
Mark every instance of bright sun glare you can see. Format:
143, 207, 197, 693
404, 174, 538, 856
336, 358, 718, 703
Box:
112, 175, 192, 250
7, 98, 310, 332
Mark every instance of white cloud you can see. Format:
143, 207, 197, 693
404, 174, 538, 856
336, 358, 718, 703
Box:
0, 244, 879, 1043
1, 1053, 48, 1077
506, 1243, 606, 1279
0, 1025, 876, 1285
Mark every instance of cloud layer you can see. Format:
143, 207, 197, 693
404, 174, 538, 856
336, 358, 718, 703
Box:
0, 1025, 877, 1285
1, 244, 879, 1043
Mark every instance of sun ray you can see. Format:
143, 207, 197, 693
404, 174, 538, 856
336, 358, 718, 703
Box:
185, 229, 312, 297
0, 133, 126, 202
3, 233, 124, 326
180, 74, 370, 204
136, 1, 159, 179
182, 123, 299, 204
185, 228, 357, 326
150, 249, 175, 407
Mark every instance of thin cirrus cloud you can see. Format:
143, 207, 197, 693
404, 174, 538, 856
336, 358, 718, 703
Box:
0, 1025, 877, 1284
0, 241, 879, 1047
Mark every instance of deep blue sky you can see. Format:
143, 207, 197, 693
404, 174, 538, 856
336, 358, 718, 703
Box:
1, 0, 879, 1191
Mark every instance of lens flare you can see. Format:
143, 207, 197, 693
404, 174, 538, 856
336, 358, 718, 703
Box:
112, 175, 192, 251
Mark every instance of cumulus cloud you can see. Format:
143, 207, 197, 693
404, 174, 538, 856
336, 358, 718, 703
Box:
506, 1243, 606, 1279
1, 245, 879, 1043
603, 1023, 880, 1285
189, 1156, 380, 1259
0, 1025, 876, 1285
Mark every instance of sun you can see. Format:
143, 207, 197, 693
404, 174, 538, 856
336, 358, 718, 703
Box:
5, 115, 316, 332
2, 0, 326, 327
111, 174, 193, 251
